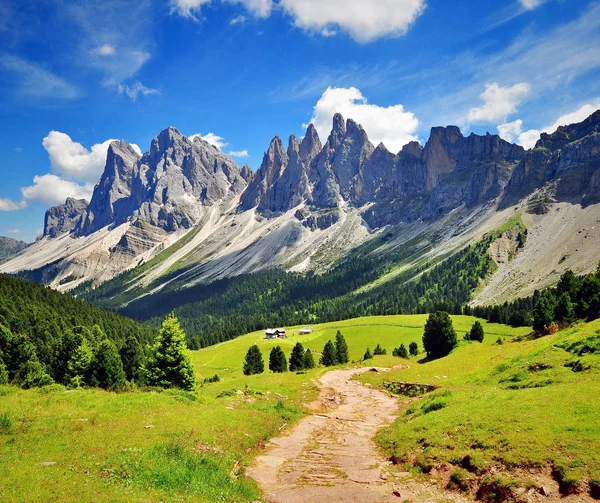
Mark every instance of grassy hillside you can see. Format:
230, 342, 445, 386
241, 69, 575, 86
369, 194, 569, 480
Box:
361, 318, 600, 498
0, 314, 525, 502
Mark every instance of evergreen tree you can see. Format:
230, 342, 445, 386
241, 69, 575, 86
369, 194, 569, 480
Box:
243, 345, 264, 375
422, 311, 457, 359
303, 348, 316, 369
67, 340, 93, 388
409, 341, 419, 356
0, 363, 8, 385
557, 270, 579, 298
120, 335, 145, 383
363, 347, 373, 360
320, 340, 337, 366
146, 314, 196, 390
577, 275, 600, 321
289, 342, 305, 372
555, 292, 575, 323
532, 291, 557, 332
15, 360, 54, 389
269, 346, 288, 373
373, 344, 387, 355
393, 344, 408, 358
335, 331, 349, 364
469, 321, 484, 343
92, 340, 126, 390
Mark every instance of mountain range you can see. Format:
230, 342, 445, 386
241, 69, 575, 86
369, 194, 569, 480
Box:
2, 110, 600, 309
0, 236, 28, 264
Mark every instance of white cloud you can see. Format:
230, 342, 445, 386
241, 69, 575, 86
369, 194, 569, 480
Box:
228, 150, 250, 158
131, 144, 143, 157
226, 0, 272, 17
190, 132, 228, 150
42, 131, 115, 184
0, 199, 26, 212
467, 82, 530, 124
230, 15, 247, 25
117, 81, 160, 102
0, 54, 78, 100
497, 119, 523, 143
307, 87, 419, 153
93, 44, 116, 56
7, 229, 20, 234
170, 0, 210, 19
21, 175, 93, 206
520, 0, 545, 10
280, 0, 425, 43
514, 101, 600, 150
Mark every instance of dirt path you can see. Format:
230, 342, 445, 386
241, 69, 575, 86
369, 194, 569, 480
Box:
247, 367, 468, 503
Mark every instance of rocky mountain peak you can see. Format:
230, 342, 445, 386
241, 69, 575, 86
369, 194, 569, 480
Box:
288, 134, 300, 156
399, 141, 423, 159
300, 124, 322, 164
240, 165, 255, 184
45, 197, 88, 238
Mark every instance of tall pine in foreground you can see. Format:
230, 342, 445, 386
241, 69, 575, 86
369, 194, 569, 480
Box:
146, 314, 195, 390
92, 340, 126, 390
320, 340, 337, 367
269, 346, 288, 373
303, 348, 316, 369
289, 342, 305, 371
335, 331, 349, 364
243, 345, 264, 375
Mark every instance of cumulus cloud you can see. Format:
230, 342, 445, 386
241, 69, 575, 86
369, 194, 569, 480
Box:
280, 0, 425, 42
497, 119, 523, 143
0, 198, 26, 212
228, 149, 250, 158
307, 87, 419, 153
516, 129, 541, 150
467, 82, 530, 124
170, 0, 210, 19
93, 44, 116, 55
544, 103, 600, 134
520, 0, 545, 10
226, 0, 273, 17
42, 131, 115, 184
21, 175, 93, 206
190, 132, 229, 150
0, 54, 78, 100
117, 80, 160, 102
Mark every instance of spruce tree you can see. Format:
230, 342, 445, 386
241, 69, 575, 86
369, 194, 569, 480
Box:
303, 348, 316, 369
533, 291, 557, 332
146, 314, 196, 390
320, 340, 337, 366
92, 340, 126, 390
363, 347, 373, 360
373, 344, 386, 355
67, 340, 93, 388
469, 321, 484, 343
334, 331, 349, 364
409, 341, 419, 356
289, 342, 305, 371
243, 345, 264, 375
555, 292, 575, 323
269, 346, 288, 373
393, 344, 408, 358
120, 335, 145, 383
422, 311, 457, 359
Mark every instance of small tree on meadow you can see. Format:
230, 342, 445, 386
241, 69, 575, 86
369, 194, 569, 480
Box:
335, 331, 349, 364
146, 314, 196, 390
269, 346, 288, 373
92, 339, 126, 390
422, 311, 457, 359
363, 347, 373, 360
393, 344, 408, 359
320, 340, 337, 367
373, 344, 386, 355
409, 341, 419, 356
120, 334, 145, 384
533, 291, 557, 332
289, 342, 305, 371
469, 321, 484, 343
303, 348, 316, 369
243, 345, 264, 375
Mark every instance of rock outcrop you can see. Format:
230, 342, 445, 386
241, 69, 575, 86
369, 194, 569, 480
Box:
44, 198, 89, 238
0, 236, 28, 263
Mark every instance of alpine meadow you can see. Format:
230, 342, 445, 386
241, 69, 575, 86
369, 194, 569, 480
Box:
1, 1, 600, 502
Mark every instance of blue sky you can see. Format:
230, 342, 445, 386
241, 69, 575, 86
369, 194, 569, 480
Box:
1, 0, 599, 241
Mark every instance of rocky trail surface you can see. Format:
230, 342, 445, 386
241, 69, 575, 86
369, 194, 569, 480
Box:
247, 367, 469, 503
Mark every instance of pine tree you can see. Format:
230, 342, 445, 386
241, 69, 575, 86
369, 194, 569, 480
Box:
363, 347, 373, 360
120, 335, 145, 383
409, 341, 419, 356
92, 340, 126, 390
422, 311, 457, 359
146, 314, 196, 390
303, 348, 316, 369
469, 321, 484, 343
289, 342, 305, 372
334, 331, 349, 364
555, 292, 575, 323
243, 345, 264, 375
15, 360, 54, 389
0, 363, 8, 385
67, 340, 93, 388
320, 340, 337, 366
373, 344, 386, 355
532, 291, 557, 332
393, 344, 408, 358
269, 346, 288, 373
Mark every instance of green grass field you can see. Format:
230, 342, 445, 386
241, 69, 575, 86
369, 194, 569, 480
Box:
2, 314, 598, 501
